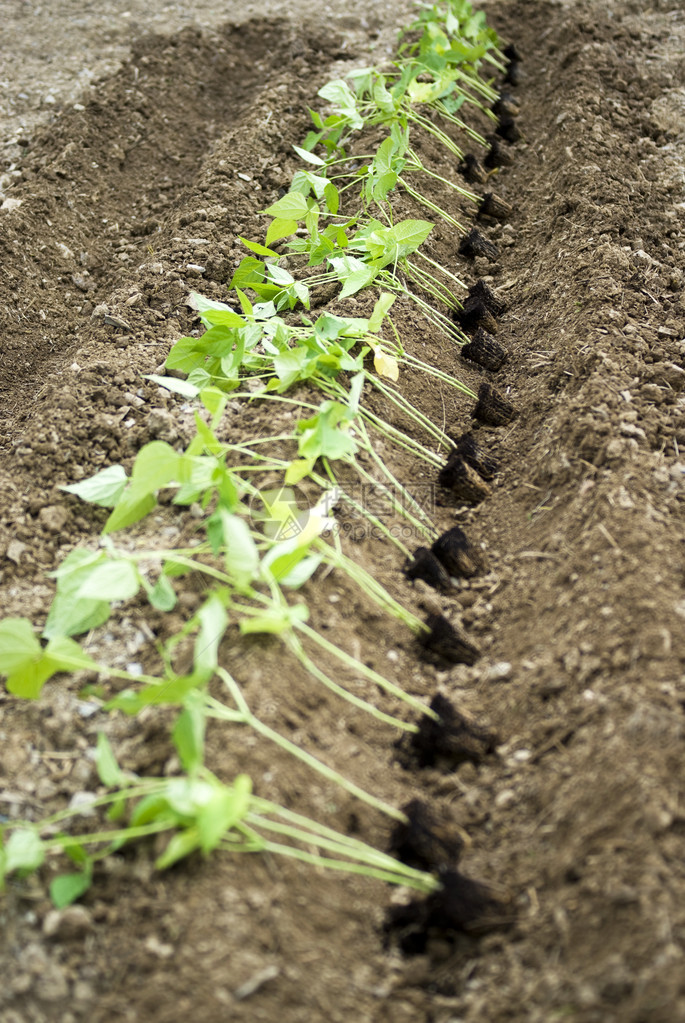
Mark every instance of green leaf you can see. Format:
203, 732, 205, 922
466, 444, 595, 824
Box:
239, 236, 280, 258
267, 263, 295, 287
265, 217, 298, 246
390, 218, 433, 255
43, 550, 111, 639
148, 574, 177, 612
196, 774, 252, 853
263, 191, 311, 221
155, 827, 201, 870
324, 181, 340, 214
194, 595, 228, 678
368, 292, 396, 332
213, 509, 259, 588
0, 618, 42, 675
60, 465, 128, 508
77, 559, 140, 603
95, 732, 125, 788
43, 636, 99, 673
284, 458, 315, 485
297, 401, 358, 461
145, 374, 200, 398
189, 292, 246, 328
239, 603, 309, 635
4, 830, 45, 876
293, 144, 325, 166
50, 870, 92, 908
372, 171, 398, 201
5, 658, 56, 700
102, 493, 156, 536
172, 696, 206, 774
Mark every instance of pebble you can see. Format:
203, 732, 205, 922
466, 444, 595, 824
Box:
38, 505, 69, 533
43, 905, 94, 940
485, 661, 513, 682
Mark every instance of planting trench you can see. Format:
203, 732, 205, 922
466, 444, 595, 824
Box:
2, 0, 685, 1021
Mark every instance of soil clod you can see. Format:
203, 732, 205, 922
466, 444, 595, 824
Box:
389, 799, 465, 872
405, 547, 452, 590
438, 454, 492, 504
473, 382, 518, 426
431, 525, 483, 579
420, 615, 481, 667
462, 328, 509, 371
459, 229, 499, 261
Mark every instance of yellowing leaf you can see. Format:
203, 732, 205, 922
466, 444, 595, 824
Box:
371, 345, 399, 381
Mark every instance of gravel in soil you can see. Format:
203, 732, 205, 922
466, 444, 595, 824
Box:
2, 1, 685, 1021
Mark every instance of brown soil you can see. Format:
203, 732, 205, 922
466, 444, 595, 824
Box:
2, 1, 685, 1021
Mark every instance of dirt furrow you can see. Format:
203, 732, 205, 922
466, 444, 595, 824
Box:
1, 1, 685, 1022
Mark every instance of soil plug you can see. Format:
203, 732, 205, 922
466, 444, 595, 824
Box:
431, 526, 483, 579
457, 296, 499, 335
462, 328, 509, 371
452, 432, 499, 481
384, 868, 513, 954
389, 799, 465, 872
503, 43, 522, 63
400, 692, 497, 770
459, 229, 499, 261
420, 615, 481, 667
505, 61, 523, 86
405, 547, 452, 591
478, 192, 513, 223
460, 153, 489, 184
438, 454, 491, 505
496, 115, 522, 144
473, 382, 518, 426
484, 134, 514, 169
467, 279, 508, 318
492, 91, 520, 118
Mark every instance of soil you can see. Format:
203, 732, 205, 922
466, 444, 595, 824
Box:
2, 0, 685, 1021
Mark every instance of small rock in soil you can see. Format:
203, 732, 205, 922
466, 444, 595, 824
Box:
438, 453, 491, 504
404, 547, 452, 590
473, 382, 518, 426
461, 328, 509, 371
401, 692, 497, 770
38, 504, 69, 533
431, 525, 483, 578
43, 905, 94, 940
389, 799, 465, 872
